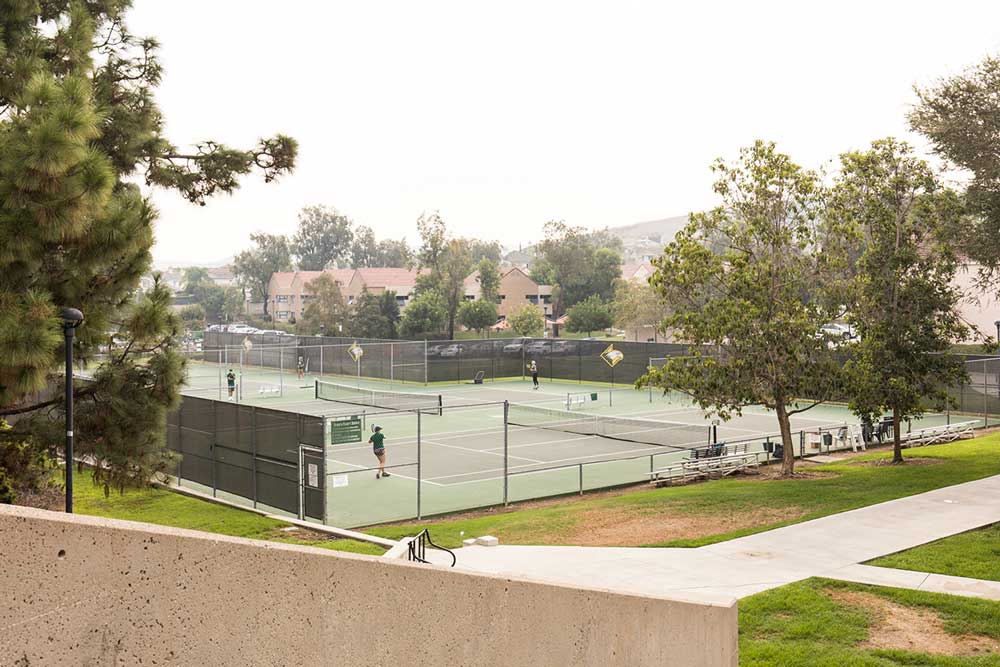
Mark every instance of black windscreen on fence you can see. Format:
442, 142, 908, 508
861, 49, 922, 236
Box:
166, 395, 325, 520
200, 331, 695, 386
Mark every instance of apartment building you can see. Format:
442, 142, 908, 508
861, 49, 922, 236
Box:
267, 266, 552, 325
267, 269, 354, 321
464, 266, 552, 319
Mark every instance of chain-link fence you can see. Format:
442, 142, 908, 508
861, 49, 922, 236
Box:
166, 396, 326, 521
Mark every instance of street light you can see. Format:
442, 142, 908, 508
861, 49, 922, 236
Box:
994, 320, 999, 344
60, 308, 84, 513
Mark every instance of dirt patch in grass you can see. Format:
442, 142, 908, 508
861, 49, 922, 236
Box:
849, 457, 944, 468
266, 525, 340, 542
826, 588, 1000, 656
13, 486, 65, 511
749, 470, 839, 481
557, 504, 809, 546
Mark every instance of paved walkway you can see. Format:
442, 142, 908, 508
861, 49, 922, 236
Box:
454, 474, 1000, 604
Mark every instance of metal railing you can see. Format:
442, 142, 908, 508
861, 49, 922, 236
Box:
407, 529, 456, 567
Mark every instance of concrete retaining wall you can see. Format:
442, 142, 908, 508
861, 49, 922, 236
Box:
0, 504, 737, 666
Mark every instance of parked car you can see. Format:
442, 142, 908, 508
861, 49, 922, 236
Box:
525, 341, 551, 355
426, 344, 447, 357
551, 340, 575, 355
503, 339, 526, 355
439, 344, 463, 357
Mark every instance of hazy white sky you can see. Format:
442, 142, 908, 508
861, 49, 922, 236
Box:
129, 1, 1000, 266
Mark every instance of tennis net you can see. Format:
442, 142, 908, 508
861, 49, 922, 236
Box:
315, 379, 443, 415
507, 403, 711, 450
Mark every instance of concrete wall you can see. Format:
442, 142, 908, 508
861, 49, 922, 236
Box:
0, 505, 737, 666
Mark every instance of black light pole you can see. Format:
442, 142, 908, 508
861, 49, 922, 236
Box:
994, 320, 999, 345
61, 308, 84, 513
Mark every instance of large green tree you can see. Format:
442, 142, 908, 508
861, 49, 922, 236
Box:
475, 258, 502, 304
830, 139, 968, 462
0, 2, 296, 498
910, 54, 1000, 286
565, 295, 613, 336
640, 142, 846, 475
290, 205, 353, 270
508, 304, 545, 337
458, 299, 498, 336
612, 279, 666, 341
415, 215, 473, 339
399, 291, 447, 338
533, 222, 622, 328
299, 274, 350, 335
232, 233, 292, 314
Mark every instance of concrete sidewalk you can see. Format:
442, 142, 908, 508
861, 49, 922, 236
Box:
454, 474, 1000, 602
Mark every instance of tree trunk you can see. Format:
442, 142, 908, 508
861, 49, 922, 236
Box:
892, 405, 903, 464
776, 402, 795, 476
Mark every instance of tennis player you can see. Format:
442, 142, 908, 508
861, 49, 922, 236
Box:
297, 355, 305, 380
369, 426, 390, 479
226, 368, 236, 400
527, 360, 539, 390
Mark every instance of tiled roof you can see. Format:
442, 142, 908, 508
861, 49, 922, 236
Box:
620, 263, 654, 281
270, 272, 296, 289
354, 268, 425, 289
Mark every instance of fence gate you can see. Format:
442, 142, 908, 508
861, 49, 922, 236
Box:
299, 445, 325, 522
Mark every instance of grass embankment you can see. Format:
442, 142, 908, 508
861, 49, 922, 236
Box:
869, 523, 1000, 583
741, 578, 1000, 666
73, 469, 386, 556
361, 434, 1000, 550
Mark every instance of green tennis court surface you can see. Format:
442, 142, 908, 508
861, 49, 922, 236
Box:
171, 357, 976, 528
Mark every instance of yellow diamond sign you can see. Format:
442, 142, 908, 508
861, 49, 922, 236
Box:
600, 344, 624, 368
347, 341, 364, 363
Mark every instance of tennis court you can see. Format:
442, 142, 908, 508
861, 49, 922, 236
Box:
171, 355, 969, 527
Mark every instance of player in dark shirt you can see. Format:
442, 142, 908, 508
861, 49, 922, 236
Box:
369, 426, 390, 479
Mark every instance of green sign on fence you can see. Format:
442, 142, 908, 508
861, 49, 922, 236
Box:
331, 416, 363, 445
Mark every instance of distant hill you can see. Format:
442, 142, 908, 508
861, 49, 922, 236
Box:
502, 215, 689, 266
609, 215, 688, 244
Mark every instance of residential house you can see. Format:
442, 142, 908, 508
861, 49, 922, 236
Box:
266, 269, 353, 321
465, 266, 552, 322
346, 268, 427, 309
620, 262, 655, 283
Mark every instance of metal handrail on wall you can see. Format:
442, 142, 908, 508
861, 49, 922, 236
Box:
406, 529, 456, 567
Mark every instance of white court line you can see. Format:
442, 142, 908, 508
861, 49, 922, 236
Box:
326, 457, 444, 486
420, 438, 544, 464
425, 443, 679, 484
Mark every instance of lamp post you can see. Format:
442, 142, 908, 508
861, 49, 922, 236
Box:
60, 308, 84, 513
994, 320, 999, 344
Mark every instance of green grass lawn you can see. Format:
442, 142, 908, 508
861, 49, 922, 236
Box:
359, 434, 1000, 550
740, 578, 1000, 666
73, 469, 387, 556
869, 523, 1000, 583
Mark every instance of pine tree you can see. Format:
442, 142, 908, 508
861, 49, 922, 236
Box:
0, 3, 296, 498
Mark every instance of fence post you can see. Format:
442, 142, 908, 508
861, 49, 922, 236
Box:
251, 406, 257, 509
177, 402, 183, 487
799, 430, 805, 459
650, 454, 654, 476
579, 464, 583, 495
424, 340, 428, 386
417, 409, 422, 520
984, 360, 989, 428
503, 401, 509, 506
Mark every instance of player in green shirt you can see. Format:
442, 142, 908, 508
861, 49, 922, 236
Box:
369, 426, 390, 479
226, 369, 236, 400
